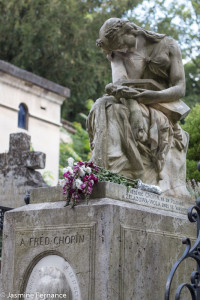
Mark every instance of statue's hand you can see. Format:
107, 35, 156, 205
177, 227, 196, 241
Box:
105, 83, 140, 99
133, 90, 160, 104
105, 83, 129, 96
118, 88, 140, 99
105, 83, 116, 95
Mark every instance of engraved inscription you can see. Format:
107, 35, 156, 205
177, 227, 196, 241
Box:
124, 189, 187, 213
19, 233, 85, 247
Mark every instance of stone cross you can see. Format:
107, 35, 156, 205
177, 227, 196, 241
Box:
0, 132, 47, 208
0, 132, 46, 172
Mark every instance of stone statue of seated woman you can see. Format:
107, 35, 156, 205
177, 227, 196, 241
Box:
87, 18, 191, 199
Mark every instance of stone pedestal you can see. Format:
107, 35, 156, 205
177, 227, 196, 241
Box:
0, 183, 196, 300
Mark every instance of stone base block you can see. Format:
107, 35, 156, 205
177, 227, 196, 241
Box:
1, 183, 196, 300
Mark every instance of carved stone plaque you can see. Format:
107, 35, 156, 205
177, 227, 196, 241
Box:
124, 188, 188, 213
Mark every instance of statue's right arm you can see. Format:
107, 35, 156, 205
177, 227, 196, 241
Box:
110, 55, 128, 83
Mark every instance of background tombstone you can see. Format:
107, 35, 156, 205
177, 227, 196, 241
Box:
0, 132, 47, 209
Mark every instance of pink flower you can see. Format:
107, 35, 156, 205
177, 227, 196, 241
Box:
73, 165, 80, 172
63, 171, 73, 179
69, 188, 75, 195
88, 186, 93, 194
87, 161, 94, 168
89, 173, 98, 183
88, 181, 94, 188
80, 183, 87, 190
83, 175, 89, 182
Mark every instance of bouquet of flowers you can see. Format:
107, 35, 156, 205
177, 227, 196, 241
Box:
59, 157, 99, 207
59, 157, 154, 208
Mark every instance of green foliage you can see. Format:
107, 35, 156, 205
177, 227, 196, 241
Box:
59, 99, 93, 177
60, 142, 82, 161
42, 170, 54, 186
0, 0, 141, 124
59, 123, 91, 178
72, 122, 91, 160
186, 179, 200, 199
30, 143, 34, 151
184, 56, 200, 108
97, 167, 138, 189
186, 160, 200, 182
181, 104, 200, 181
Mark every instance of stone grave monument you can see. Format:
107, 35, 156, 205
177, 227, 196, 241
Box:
0, 183, 196, 300
0, 18, 196, 300
0, 132, 47, 208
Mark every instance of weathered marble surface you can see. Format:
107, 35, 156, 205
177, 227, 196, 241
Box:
87, 18, 190, 199
0, 184, 196, 300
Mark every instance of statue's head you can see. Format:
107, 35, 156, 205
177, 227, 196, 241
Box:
96, 18, 137, 53
96, 18, 166, 52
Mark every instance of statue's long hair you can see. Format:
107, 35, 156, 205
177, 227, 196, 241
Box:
96, 18, 166, 48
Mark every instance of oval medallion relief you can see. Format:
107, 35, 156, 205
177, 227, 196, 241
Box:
25, 255, 81, 300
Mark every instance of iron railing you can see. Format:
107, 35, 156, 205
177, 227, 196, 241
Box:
165, 161, 200, 299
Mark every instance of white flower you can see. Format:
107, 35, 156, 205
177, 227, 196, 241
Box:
67, 157, 74, 167
85, 167, 92, 174
79, 167, 85, 177
58, 179, 66, 187
63, 166, 73, 175
75, 178, 83, 189
63, 168, 68, 173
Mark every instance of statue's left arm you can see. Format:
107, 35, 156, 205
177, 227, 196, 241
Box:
134, 40, 186, 105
